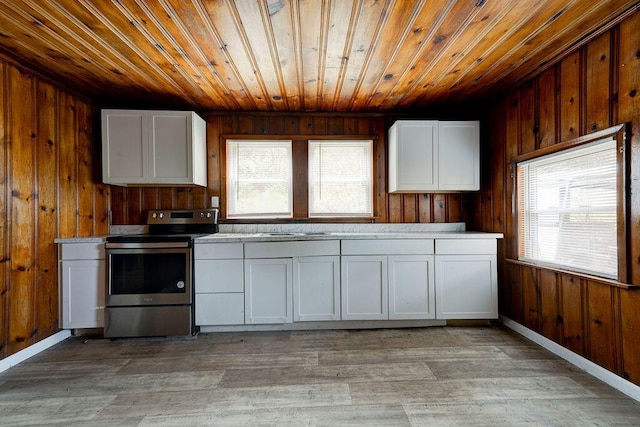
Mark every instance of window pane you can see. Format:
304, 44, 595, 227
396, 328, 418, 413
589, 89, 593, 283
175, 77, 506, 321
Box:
517, 139, 617, 278
308, 140, 373, 217
226, 140, 292, 218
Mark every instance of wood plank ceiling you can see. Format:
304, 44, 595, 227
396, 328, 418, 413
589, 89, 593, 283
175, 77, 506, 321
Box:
0, 0, 637, 112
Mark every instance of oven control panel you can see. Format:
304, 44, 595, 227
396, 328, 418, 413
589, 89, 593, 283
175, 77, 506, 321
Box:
147, 209, 219, 225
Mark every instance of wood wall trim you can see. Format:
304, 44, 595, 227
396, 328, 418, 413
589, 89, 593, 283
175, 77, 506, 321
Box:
510, 123, 625, 163
505, 258, 637, 290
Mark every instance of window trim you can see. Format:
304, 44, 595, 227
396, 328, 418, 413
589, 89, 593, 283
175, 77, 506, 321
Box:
511, 124, 629, 284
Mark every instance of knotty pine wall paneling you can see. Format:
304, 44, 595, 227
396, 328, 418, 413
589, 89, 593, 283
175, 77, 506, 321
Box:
480, 10, 640, 386
0, 58, 109, 360
108, 112, 475, 227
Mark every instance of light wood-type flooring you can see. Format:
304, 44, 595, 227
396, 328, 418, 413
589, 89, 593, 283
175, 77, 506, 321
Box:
1, 325, 640, 426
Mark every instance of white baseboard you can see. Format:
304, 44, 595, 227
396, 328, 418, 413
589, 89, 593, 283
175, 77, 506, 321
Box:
0, 330, 71, 373
501, 316, 640, 402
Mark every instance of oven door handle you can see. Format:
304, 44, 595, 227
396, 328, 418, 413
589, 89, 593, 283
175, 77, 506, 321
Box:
105, 241, 191, 249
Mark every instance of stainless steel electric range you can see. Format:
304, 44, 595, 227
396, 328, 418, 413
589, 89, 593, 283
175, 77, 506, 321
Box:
104, 209, 218, 338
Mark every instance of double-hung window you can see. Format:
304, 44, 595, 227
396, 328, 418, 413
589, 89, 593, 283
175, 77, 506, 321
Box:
516, 128, 626, 280
226, 140, 293, 219
308, 140, 373, 217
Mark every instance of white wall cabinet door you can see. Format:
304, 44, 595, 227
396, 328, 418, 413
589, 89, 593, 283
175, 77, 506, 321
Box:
245, 258, 293, 324
388, 120, 438, 192
435, 254, 497, 319
293, 256, 340, 321
101, 111, 147, 184
341, 256, 388, 320
60, 260, 105, 329
438, 121, 480, 191
388, 255, 435, 320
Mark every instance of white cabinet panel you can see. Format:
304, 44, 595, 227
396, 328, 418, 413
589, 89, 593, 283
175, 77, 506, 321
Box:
196, 293, 244, 325
435, 255, 497, 319
245, 258, 293, 324
195, 259, 244, 293
341, 239, 434, 255
388, 120, 438, 192
341, 256, 388, 320
389, 255, 435, 320
195, 243, 243, 259
438, 121, 480, 191
435, 238, 496, 255
60, 259, 105, 329
293, 256, 340, 321
245, 240, 339, 258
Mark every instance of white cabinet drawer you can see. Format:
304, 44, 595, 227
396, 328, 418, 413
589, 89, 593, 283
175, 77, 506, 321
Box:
195, 259, 244, 292
245, 240, 339, 258
435, 239, 496, 255
60, 243, 105, 260
341, 239, 434, 255
195, 293, 245, 325
195, 243, 243, 259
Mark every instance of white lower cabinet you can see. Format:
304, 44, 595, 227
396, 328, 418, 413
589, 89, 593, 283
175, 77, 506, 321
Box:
341, 239, 435, 321
389, 255, 435, 320
244, 258, 293, 324
435, 239, 498, 319
58, 243, 105, 329
194, 243, 244, 326
341, 256, 388, 320
293, 256, 340, 321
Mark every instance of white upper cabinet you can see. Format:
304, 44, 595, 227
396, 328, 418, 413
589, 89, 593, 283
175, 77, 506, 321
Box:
101, 109, 207, 186
388, 120, 479, 193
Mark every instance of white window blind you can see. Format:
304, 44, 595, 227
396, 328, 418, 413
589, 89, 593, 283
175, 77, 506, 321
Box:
308, 140, 373, 217
226, 140, 292, 218
517, 138, 617, 279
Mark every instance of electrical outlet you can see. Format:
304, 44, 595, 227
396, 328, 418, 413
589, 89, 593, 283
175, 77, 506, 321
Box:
211, 196, 219, 208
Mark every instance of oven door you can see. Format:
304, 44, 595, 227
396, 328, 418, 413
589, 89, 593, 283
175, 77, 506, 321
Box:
106, 245, 192, 306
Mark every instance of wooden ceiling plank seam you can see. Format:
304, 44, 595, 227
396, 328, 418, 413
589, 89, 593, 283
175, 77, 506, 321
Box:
232, 0, 290, 110
298, 0, 323, 111
48, 0, 191, 99
0, 2, 143, 94
136, 0, 242, 110
266, 0, 303, 111
321, 0, 362, 111
315, 0, 331, 110
76, 0, 197, 105
106, 0, 214, 107
0, 25, 99, 93
346, 0, 431, 111
19, 0, 154, 93
329, 0, 363, 111
380, 0, 487, 110
343, 0, 395, 111
478, 1, 640, 99
40, 0, 180, 95
418, 0, 518, 91
457, 0, 586, 98
191, 0, 265, 111
224, 0, 274, 110
256, 0, 292, 111
360, 0, 448, 110
289, 0, 305, 111
413, 0, 550, 104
